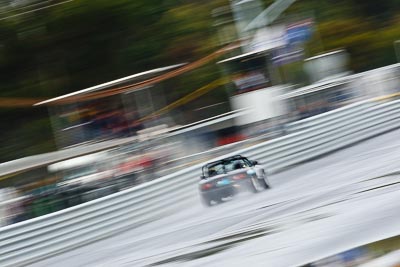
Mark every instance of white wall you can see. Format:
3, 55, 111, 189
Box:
230, 86, 289, 126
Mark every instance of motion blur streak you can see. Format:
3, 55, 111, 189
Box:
0, 0, 400, 266
0, 0, 74, 21
29, 129, 400, 267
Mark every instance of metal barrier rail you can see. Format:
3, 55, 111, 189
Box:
285, 100, 374, 133
1, 98, 400, 267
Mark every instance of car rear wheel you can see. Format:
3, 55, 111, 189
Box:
260, 175, 270, 189
201, 195, 213, 207
250, 176, 264, 193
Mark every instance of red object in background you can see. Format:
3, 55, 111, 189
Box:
217, 134, 245, 146
139, 156, 154, 168
119, 161, 139, 173
118, 155, 154, 174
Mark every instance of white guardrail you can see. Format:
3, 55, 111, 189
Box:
1, 97, 400, 266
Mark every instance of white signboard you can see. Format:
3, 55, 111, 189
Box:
230, 86, 289, 126
245, 25, 287, 53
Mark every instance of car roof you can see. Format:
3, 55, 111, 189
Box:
203, 155, 246, 168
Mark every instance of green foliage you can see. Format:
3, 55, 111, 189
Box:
287, 0, 400, 72
0, 0, 399, 162
0, 114, 55, 162
0, 0, 228, 162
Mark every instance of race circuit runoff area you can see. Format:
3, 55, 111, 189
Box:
30, 128, 400, 267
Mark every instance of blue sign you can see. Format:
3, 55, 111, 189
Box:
286, 20, 313, 44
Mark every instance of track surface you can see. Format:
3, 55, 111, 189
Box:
31, 129, 400, 267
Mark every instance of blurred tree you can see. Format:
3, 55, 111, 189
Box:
0, 0, 229, 162
0, 0, 399, 162
350, 0, 392, 20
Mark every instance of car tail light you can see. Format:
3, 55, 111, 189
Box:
233, 173, 246, 180
201, 183, 213, 190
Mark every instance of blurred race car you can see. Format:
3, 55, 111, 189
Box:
199, 155, 270, 206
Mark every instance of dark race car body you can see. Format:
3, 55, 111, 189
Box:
199, 155, 270, 206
